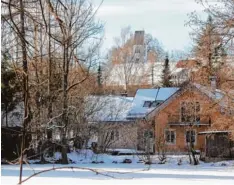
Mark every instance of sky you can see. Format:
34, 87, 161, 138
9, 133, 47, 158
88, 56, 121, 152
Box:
93, 0, 207, 53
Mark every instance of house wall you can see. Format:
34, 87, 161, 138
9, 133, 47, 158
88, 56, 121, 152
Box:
137, 120, 155, 152
97, 122, 138, 150
154, 88, 223, 153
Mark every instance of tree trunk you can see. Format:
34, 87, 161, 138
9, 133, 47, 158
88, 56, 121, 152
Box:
187, 142, 192, 164
40, 141, 46, 164
61, 131, 68, 164
5, 107, 8, 127
18, 0, 29, 183
60, 41, 69, 164
191, 142, 199, 165
47, 10, 53, 139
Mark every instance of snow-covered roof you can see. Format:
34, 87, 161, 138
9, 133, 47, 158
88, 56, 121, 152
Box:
147, 82, 232, 119
193, 83, 224, 100
171, 67, 184, 75
86, 96, 134, 122
127, 87, 179, 119
194, 83, 234, 114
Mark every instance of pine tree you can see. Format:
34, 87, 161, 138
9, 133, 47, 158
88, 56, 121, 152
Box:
161, 55, 172, 87
97, 63, 102, 87
1, 52, 21, 127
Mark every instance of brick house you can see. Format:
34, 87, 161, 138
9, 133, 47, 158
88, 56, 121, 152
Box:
89, 88, 180, 152
126, 88, 180, 152
147, 83, 232, 154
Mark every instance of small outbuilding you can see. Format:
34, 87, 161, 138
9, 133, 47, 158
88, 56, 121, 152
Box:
198, 131, 234, 161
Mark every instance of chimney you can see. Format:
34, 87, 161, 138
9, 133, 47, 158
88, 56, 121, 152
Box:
209, 76, 217, 92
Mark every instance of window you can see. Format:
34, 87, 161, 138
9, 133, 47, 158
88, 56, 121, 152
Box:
143, 100, 163, 108
144, 130, 153, 139
143, 101, 152, 107
115, 130, 119, 140
151, 101, 162, 107
186, 130, 196, 143
181, 101, 200, 123
143, 130, 154, 147
165, 130, 176, 144
151, 101, 157, 107
110, 130, 119, 141
135, 47, 140, 53
110, 131, 115, 140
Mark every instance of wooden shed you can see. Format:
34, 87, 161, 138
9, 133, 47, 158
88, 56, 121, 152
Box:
198, 131, 234, 160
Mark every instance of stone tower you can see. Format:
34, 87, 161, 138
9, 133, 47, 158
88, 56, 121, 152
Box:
133, 31, 147, 63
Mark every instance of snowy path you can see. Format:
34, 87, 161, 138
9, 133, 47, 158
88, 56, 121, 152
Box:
1, 163, 234, 185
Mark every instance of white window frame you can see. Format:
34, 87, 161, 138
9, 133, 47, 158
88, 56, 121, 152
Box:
165, 129, 176, 145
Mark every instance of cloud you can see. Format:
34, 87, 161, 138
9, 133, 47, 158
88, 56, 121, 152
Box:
96, 5, 129, 16
94, 0, 207, 52
96, 0, 205, 17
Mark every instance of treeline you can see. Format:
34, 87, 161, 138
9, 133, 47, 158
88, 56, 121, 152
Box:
1, 0, 104, 172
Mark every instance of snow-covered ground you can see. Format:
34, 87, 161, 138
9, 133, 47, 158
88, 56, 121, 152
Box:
1, 151, 234, 185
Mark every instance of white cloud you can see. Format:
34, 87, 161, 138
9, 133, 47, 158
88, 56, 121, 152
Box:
96, 0, 204, 17
96, 5, 128, 16
94, 0, 207, 52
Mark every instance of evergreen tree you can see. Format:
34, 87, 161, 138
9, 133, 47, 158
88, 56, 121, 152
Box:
97, 62, 102, 87
161, 55, 172, 87
1, 52, 21, 127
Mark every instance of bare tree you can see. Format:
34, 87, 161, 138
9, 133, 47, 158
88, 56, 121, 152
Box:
187, 0, 234, 139
37, 0, 104, 164
2, 1, 104, 183
105, 27, 165, 94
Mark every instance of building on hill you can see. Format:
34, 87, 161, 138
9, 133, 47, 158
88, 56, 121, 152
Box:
104, 30, 185, 96
132, 30, 147, 63
105, 60, 179, 96
110, 30, 147, 65
170, 59, 200, 87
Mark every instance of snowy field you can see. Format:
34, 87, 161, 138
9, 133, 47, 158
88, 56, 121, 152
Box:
1, 151, 234, 185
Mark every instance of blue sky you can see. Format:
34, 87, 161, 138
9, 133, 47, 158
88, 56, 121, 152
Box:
94, 0, 207, 52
